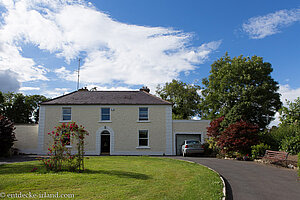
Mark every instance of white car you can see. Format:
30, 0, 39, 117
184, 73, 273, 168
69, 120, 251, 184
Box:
181, 140, 204, 157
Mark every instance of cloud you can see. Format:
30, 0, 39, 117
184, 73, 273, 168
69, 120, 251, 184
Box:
278, 84, 300, 104
0, 0, 221, 89
242, 8, 300, 39
0, 70, 20, 92
19, 86, 40, 91
85, 85, 135, 91
41, 87, 71, 98
0, 43, 48, 82
269, 84, 300, 127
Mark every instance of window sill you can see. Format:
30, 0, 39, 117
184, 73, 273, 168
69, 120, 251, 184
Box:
98, 120, 112, 123
136, 146, 151, 149
137, 120, 151, 123
59, 120, 72, 123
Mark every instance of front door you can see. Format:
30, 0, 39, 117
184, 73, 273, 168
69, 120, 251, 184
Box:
101, 131, 110, 154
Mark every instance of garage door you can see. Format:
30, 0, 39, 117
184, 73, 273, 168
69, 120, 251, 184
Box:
176, 134, 201, 155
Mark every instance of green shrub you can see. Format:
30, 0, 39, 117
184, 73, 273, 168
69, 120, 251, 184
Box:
0, 115, 16, 157
298, 153, 300, 179
251, 143, 271, 159
205, 137, 220, 156
280, 136, 300, 155
258, 130, 280, 150
202, 143, 212, 156
261, 124, 300, 151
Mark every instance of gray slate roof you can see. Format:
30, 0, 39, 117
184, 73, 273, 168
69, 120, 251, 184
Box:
41, 90, 172, 105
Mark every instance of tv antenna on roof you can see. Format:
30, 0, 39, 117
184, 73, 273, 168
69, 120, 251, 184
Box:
77, 58, 81, 90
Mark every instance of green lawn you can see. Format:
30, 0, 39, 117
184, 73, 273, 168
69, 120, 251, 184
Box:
0, 156, 223, 200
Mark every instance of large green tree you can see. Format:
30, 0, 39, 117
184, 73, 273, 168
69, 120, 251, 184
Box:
0, 92, 49, 123
201, 53, 281, 129
156, 79, 201, 119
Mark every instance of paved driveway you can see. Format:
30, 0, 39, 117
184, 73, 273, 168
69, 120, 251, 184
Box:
173, 157, 300, 200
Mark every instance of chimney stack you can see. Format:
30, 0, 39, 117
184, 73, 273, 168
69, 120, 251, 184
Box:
140, 86, 150, 93
78, 87, 88, 91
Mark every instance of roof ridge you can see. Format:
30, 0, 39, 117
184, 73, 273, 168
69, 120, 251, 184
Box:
140, 91, 172, 105
85, 90, 139, 92
41, 90, 172, 105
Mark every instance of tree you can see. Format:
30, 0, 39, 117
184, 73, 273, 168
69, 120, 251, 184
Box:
11, 93, 31, 123
207, 117, 259, 155
25, 95, 49, 123
156, 79, 201, 119
279, 97, 300, 125
201, 53, 281, 129
0, 92, 4, 115
0, 115, 16, 156
0, 92, 49, 123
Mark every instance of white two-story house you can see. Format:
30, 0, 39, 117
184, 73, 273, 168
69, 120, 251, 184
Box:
34, 87, 210, 156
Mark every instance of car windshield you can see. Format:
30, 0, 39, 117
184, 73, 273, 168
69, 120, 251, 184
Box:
186, 140, 200, 144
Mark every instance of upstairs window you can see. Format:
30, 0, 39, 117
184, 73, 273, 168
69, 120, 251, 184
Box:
62, 107, 71, 121
101, 108, 110, 121
138, 130, 149, 146
139, 107, 148, 121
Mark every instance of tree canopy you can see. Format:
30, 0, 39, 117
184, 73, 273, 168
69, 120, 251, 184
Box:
201, 53, 281, 129
156, 79, 201, 119
279, 97, 300, 125
0, 92, 49, 123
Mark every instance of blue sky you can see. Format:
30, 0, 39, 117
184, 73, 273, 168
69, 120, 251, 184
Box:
0, 0, 299, 112
92, 0, 300, 87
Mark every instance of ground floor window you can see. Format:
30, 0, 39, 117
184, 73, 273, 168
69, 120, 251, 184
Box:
138, 130, 149, 146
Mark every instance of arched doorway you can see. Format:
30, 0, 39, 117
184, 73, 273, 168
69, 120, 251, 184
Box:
101, 130, 110, 155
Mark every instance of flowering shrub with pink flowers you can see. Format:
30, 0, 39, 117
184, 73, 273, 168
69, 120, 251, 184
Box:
42, 122, 89, 172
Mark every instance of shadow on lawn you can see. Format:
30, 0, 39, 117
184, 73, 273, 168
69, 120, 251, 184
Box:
83, 169, 151, 180
0, 164, 150, 180
0, 163, 43, 174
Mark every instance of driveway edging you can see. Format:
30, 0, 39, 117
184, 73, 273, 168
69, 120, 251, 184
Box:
177, 159, 226, 200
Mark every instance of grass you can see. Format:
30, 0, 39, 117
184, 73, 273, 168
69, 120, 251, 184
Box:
0, 156, 223, 200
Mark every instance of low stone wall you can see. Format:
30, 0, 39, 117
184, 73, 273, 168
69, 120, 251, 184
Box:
13, 124, 39, 154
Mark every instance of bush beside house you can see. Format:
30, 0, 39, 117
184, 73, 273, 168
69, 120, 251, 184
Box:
0, 115, 16, 157
206, 117, 259, 158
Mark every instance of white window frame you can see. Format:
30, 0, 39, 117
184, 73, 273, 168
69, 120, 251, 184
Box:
99, 107, 111, 122
61, 107, 72, 122
137, 129, 150, 148
138, 107, 150, 122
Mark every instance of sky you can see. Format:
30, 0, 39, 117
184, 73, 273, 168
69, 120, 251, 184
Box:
0, 0, 299, 124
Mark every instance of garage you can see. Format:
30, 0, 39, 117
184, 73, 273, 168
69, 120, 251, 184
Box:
175, 134, 201, 155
